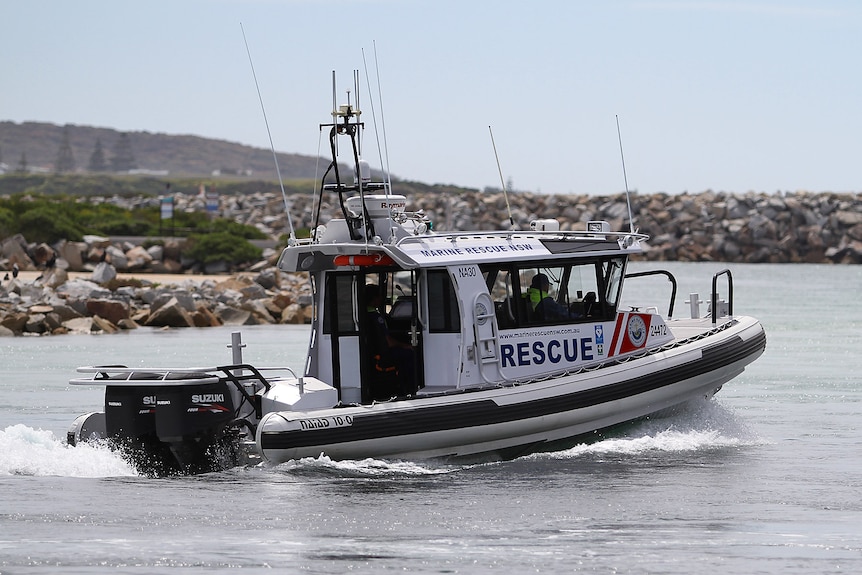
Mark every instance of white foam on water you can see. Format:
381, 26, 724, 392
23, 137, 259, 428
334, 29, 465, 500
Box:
527, 398, 770, 460
271, 452, 457, 476
0, 424, 138, 477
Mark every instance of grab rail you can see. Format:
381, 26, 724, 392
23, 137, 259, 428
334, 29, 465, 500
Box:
624, 270, 678, 318
71, 364, 289, 391
71, 366, 221, 386
711, 269, 734, 324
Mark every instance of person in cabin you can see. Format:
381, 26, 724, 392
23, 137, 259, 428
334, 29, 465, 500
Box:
525, 273, 582, 321
364, 284, 416, 398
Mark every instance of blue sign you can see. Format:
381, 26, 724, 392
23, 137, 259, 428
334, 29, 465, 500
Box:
160, 196, 174, 220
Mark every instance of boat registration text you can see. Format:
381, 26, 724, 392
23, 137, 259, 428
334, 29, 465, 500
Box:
298, 415, 354, 431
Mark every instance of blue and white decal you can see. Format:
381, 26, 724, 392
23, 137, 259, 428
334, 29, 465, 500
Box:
595, 324, 605, 356
627, 314, 647, 347
401, 237, 551, 264
498, 322, 613, 377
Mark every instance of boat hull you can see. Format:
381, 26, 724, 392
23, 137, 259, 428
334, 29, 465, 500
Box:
257, 315, 766, 463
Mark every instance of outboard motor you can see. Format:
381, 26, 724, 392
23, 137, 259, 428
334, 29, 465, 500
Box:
68, 334, 270, 476
100, 373, 238, 474
105, 383, 159, 441
103, 380, 174, 474
155, 380, 236, 472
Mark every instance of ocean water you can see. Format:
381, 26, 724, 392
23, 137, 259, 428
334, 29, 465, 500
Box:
1, 262, 860, 574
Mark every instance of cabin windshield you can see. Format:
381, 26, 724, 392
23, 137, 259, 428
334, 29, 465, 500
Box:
484, 256, 625, 328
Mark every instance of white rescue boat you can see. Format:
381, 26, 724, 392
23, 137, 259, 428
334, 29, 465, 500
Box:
68, 81, 766, 474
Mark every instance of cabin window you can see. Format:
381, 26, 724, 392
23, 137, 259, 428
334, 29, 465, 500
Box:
487, 260, 619, 327
427, 270, 460, 333
518, 265, 588, 323
323, 273, 358, 334
483, 266, 512, 300
602, 257, 625, 312
382, 270, 420, 343
481, 265, 518, 329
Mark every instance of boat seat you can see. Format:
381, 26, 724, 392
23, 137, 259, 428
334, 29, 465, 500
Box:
517, 295, 534, 323
568, 292, 597, 319
583, 292, 597, 317
496, 298, 516, 328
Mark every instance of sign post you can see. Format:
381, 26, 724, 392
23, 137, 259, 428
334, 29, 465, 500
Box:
160, 195, 174, 237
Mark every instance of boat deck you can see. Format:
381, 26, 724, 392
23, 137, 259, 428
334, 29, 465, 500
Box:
666, 317, 732, 340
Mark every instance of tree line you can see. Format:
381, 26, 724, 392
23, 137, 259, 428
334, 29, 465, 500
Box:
50, 125, 137, 174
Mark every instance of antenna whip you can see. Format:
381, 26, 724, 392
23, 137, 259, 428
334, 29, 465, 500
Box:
241, 23, 296, 242
489, 126, 515, 230
615, 115, 635, 234
361, 43, 393, 200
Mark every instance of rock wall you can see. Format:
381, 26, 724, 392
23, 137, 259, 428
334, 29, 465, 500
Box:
194, 188, 862, 264
4, 189, 859, 272
0, 267, 312, 336
414, 190, 862, 264
0, 188, 859, 336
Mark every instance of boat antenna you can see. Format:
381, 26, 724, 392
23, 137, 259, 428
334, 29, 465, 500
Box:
241, 23, 296, 243
361, 43, 393, 200
373, 41, 393, 197
352, 69, 372, 249
489, 125, 515, 230
615, 114, 635, 234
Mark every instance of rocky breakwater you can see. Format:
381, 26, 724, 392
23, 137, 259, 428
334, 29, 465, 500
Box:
6, 188, 858, 269
414, 189, 862, 264
0, 233, 247, 278
153, 187, 862, 264
0, 266, 312, 337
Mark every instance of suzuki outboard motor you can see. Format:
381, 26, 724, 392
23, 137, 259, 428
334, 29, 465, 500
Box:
155, 380, 236, 472
95, 372, 237, 474
68, 332, 274, 476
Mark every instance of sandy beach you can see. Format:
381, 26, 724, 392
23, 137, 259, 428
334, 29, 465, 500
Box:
12, 269, 238, 287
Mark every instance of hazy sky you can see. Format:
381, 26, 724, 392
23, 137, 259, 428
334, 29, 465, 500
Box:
3, 1, 860, 195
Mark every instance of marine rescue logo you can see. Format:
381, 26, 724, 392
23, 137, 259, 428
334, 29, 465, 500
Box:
627, 314, 647, 348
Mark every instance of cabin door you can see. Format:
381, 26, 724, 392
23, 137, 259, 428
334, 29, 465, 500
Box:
324, 270, 424, 404
448, 264, 502, 386
322, 273, 363, 403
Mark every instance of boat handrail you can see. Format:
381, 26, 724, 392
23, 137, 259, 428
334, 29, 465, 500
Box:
70, 364, 295, 388
711, 268, 734, 324
70, 367, 222, 387
289, 237, 315, 246
624, 269, 678, 318
76, 366, 219, 374
214, 364, 298, 393
393, 229, 649, 247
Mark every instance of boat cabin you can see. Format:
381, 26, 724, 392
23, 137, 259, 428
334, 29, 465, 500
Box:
279, 195, 651, 405
277, 97, 657, 405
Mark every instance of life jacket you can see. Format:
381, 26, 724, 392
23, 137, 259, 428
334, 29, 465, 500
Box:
524, 287, 549, 310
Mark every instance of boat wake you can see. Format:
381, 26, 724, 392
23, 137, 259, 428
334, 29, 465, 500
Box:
269, 454, 459, 478
0, 424, 139, 478
257, 400, 764, 477
525, 398, 767, 461
2, 400, 761, 479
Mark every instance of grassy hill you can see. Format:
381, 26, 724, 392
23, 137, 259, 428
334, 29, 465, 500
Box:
0, 121, 478, 199
0, 121, 321, 180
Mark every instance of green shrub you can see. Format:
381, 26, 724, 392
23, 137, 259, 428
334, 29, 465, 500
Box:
0, 193, 274, 243
185, 232, 262, 265
0, 207, 14, 238
17, 205, 84, 243
209, 219, 267, 239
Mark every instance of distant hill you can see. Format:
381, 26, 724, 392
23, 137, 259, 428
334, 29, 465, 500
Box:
0, 121, 321, 179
